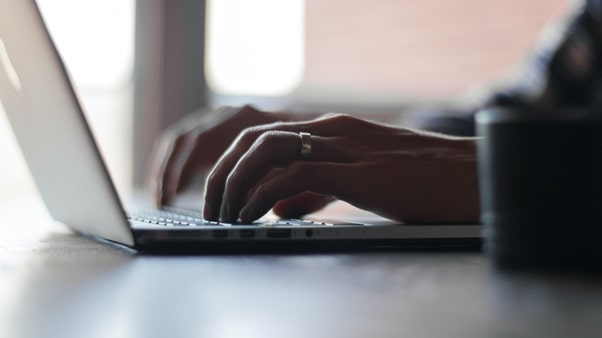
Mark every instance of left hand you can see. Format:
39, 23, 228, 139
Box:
203, 114, 479, 224
149, 105, 275, 206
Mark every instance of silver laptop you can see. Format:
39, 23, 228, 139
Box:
0, 0, 480, 252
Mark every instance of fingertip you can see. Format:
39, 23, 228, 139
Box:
158, 194, 168, 208
154, 185, 165, 207
159, 191, 169, 207
219, 201, 231, 223
160, 184, 178, 207
203, 201, 216, 221
239, 205, 254, 224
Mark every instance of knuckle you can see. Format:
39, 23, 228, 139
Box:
238, 126, 262, 145
239, 104, 258, 114
228, 105, 246, 119
205, 168, 220, 187
158, 133, 176, 151
165, 121, 192, 140
255, 130, 284, 149
317, 113, 360, 132
190, 128, 206, 143
173, 134, 187, 147
331, 113, 357, 125
168, 131, 192, 150
320, 112, 340, 119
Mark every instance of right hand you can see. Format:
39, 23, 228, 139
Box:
151, 105, 275, 206
203, 114, 479, 224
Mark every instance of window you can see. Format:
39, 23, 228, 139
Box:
206, 0, 304, 97
207, 0, 568, 105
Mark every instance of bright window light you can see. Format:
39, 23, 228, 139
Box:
206, 0, 305, 96
36, 0, 134, 89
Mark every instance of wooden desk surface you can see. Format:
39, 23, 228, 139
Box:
1, 196, 602, 338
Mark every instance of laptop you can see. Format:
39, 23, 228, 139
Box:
0, 0, 481, 252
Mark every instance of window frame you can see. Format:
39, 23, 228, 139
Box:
133, 0, 209, 185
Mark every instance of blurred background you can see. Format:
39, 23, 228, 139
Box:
0, 0, 567, 204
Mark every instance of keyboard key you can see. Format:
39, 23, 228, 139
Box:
127, 206, 338, 229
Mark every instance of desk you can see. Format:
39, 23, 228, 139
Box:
1, 197, 602, 338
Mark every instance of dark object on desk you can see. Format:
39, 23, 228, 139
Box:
477, 108, 602, 269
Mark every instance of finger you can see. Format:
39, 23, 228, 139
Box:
154, 134, 192, 206
170, 141, 198, 195
218, 133, 356, 222
173, 133, 208, 194
202, 129, 317, 220
203, 114, 367, 220
203, 131, 259, 220
172, 106, 260, 195
218, 131, 300, 221
155, 106, 260, 207
238, 161, 353, 223
151, 112, 215, 205
272, 192, 336, 218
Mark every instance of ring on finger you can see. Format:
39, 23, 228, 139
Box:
299, 132, 312, 160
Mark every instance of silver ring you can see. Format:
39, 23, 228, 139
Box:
299, 132, 312, 160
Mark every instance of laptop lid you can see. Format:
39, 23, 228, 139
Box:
0, 0, 134, 246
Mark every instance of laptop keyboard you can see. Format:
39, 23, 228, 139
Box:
128, 207, 218, 226
127, 206, 333, 227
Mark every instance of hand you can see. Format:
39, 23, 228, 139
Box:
151, 105, 275, 206
204, 114, 480, 224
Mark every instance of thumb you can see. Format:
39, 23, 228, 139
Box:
272, 192, 335, 218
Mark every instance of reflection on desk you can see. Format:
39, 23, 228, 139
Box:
1, 196, 602, 338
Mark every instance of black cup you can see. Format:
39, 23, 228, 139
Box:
476, 108, 602, 269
